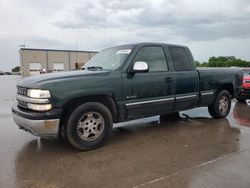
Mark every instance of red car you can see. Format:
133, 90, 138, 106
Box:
237, 68, 250, 102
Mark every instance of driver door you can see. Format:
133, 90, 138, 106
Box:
122, 45, 175, 120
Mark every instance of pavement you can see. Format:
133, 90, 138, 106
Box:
1, 75, 250, 188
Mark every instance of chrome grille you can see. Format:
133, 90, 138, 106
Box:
244, 89, 250, 94
245, 80, 250, 83
17, 87, 28, 96
17, 87, 28, 108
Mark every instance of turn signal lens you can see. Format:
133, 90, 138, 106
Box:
27, 103, 52, 111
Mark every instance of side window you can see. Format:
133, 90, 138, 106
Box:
133, 46, 168, 72
169, 47, 191, 71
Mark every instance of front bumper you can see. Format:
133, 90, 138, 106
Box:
239, 88, 250, 99
12, 103, 62, 137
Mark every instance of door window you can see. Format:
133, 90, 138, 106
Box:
133, 46, 168, 72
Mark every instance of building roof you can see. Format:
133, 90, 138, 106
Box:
19, 48, 98, 53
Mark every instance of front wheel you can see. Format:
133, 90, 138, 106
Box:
66, 102, 113, 151
208, 90, 231, 119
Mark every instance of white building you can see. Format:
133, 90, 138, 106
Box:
19, 48, 97, 77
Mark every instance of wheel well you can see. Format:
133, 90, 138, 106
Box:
217, 83, 234, 97
59, 95, 118, 133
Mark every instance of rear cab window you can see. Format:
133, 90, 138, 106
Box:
169, 47, 191, 71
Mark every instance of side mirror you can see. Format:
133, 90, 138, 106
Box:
132, 61, 149, 73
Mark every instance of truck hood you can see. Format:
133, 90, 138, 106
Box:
18, 70, 110, 88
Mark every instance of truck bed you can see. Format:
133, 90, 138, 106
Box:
197, 67, 242, 106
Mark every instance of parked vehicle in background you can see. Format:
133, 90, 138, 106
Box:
12, 72, 21, 75
40, 69, 53, 74
12, 42, 243, 150
237, 68, 250, 102
0, 72, 21, 75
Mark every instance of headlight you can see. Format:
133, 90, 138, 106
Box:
27, 89, 51, 98
27, 103, 52, 111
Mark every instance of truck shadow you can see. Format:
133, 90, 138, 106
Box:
16, 114, 240, 153
14, 114, 241, 187
15, 114, 240, 187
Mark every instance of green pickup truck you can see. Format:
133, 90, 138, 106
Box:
12, 43, 243, 150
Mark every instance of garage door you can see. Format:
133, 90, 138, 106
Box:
53, 63, 64, 72
29, 63, 41, 76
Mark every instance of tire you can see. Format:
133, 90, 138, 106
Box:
66, 102, 113, 151
160, 112, 180, 122
236, 98, 246, 103
208, 90, 231, 119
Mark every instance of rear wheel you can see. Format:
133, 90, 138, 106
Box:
208, 90, 231, 119
66, 102, 113, 150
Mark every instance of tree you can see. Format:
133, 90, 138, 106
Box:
12, 66, 20, 72
205, 56, 250, 67
195, 57, 250, 67
195, 61, 208, 67
194, 61, 200, 67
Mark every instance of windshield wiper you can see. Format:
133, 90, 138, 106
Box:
86, 66, 103, 71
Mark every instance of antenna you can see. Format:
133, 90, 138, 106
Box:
76, 37, 78, 64
19, 41, 26, 48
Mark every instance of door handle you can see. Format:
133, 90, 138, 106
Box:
165, 77, 173, 82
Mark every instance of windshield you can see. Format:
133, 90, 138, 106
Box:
243, 70, 250, 77
83, 45, 134, 70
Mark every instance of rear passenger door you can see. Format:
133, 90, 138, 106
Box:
168, 47, 199, 111
124, 45, 175, 119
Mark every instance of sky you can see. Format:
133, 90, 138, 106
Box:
0, 0, 250, 71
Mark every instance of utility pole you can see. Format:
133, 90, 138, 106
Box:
75, 38, 78, 69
